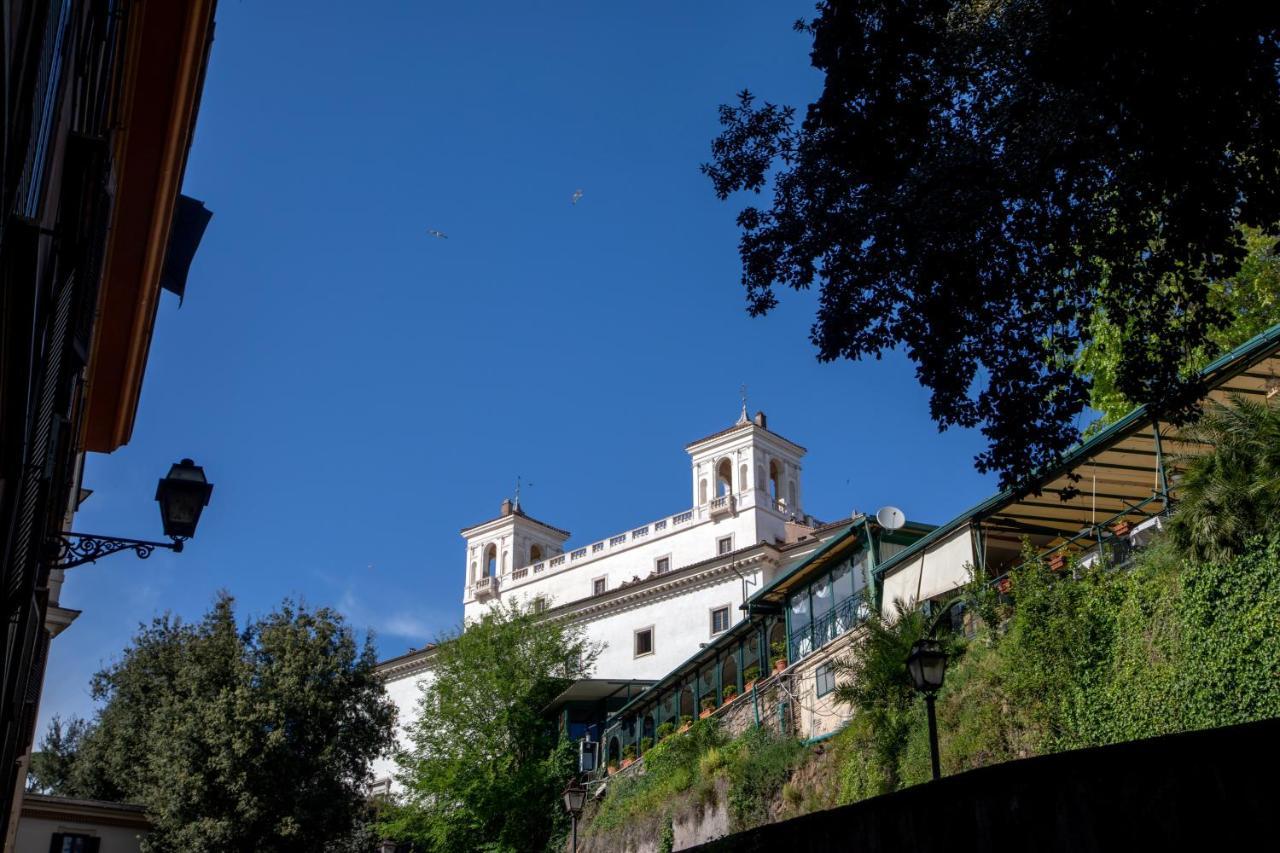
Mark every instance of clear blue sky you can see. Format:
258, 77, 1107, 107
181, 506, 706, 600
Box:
41, 1, 997, 728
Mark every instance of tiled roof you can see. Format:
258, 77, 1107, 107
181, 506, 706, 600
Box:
459, 507, 571, 538
684, 420, 807, 453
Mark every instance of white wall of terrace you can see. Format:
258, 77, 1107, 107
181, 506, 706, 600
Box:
462, 489, 795, 622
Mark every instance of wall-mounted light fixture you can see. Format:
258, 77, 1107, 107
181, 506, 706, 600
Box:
51, 459, 213, 569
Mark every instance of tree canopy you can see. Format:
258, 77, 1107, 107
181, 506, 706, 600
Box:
65, 593, 395, 853
1079, 228, 1280, 426
704, 1, 1280, 486
383, 600, 600, 853
26, 714, 89, 796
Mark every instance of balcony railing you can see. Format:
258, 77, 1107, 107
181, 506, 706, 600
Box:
789, 591, 872, 663
709, 494, 735, 518
473, 575, 499, 599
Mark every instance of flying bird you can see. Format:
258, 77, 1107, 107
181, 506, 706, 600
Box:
427, 229, 448, 239
571, 189, 583, 205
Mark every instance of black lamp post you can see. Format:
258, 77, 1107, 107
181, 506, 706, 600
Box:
52, 459, 213, 569
906, 637, 948, 781
562, 780, 587, 852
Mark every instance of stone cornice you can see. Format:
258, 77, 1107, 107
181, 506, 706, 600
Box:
376, 645, 439, 680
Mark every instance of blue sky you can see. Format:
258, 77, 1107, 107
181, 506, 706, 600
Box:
41, 1, 997, 728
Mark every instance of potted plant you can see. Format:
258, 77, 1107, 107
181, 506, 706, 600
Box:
771, 640, 789, 673
621, 745, 636, 769
1111, 520, 1132, 537
678, 715, 693, 734
996, 576, 1012, 595
607, 761, 618, 776
742, 664, 760, 692
722, 685, 738, 703
699, 697, 717, 719
656, 721, 675, 742
639, 737, 653, 755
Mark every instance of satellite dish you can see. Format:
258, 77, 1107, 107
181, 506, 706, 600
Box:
876, 506, 906, 531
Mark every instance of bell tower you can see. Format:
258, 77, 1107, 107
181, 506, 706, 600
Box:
459, 497, 570, 608
685, 408, 806, 521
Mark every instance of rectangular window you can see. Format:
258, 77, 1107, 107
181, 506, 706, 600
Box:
52, 834, 100, 853
634, 627, 654, 657
710, 606, 731, 635
815, 662, 836, 698
655, 556, 671, 574
592, 577, 606, 596
717, 535, 733, 555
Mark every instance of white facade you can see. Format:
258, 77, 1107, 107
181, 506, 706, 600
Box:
375, 410, 821, 789
460, 410, 808, 622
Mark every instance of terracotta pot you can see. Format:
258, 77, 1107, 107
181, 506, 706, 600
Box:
621, 758, 634, 769
743, 679, 756, 693
1111, 521, 1132, 537
723, 692, 738, 704
1048, 553, 1067, 572
699, 708, 713, 719
607, 765, 617, 776
773, 658, 788, 674
678, 723, 690, 734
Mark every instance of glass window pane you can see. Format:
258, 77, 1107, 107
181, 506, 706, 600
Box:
812, 577, 833, 617
832, 561, 853, 603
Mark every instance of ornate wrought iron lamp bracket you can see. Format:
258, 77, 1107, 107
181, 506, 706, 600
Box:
51, 532, 184, 569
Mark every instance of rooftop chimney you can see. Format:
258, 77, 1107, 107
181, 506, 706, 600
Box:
500, 498, 513, 516
754, 411, 767, 428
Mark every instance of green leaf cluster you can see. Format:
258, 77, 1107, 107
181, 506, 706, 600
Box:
589, 718, 805, 839
1079, 228, 1280, 428
65, 593, 396, 852
382, 599, 600, 853
830, 530, 1280, 800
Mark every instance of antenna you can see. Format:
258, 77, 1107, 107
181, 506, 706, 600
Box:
514, 475, 532, 511
875, 506, 906, 531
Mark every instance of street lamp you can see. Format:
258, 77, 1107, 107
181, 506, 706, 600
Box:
906, 637, 948, 781
155, 458, 213, 539
52, 459, 213, 569
562, 780, 587, 852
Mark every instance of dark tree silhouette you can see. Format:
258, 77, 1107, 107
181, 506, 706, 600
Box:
704, 1, 1280, 486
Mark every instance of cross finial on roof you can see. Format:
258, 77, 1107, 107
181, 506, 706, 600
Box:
737, 383, 750, 425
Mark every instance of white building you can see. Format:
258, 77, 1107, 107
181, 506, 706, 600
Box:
373, 408, 837, 787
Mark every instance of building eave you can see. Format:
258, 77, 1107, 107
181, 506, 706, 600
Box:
82, 0, 218, 452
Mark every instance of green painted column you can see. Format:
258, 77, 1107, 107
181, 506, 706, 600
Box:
736, 639, 745, 692
863, 519, 881, 613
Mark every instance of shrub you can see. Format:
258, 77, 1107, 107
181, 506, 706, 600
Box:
656, 722, 676, 742
622, 744, 636, 762
639, 737, 653, 753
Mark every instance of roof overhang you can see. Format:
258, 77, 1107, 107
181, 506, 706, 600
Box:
541, 679, 656, 715
83, 0, 218, 452
877, 323, 1280, 580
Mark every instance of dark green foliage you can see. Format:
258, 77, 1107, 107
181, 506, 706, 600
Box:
1079, 229, 1280, 426
26, 715, 88, 795
588, 719, 804, 838
590, 719, 725, 833
704, 1, 1280, 486
69, 593, 395, 852
831, 531, 1280, 800
1168, 396, 1280, 561
384, 600, 600, 853
722, 726, 805, 833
